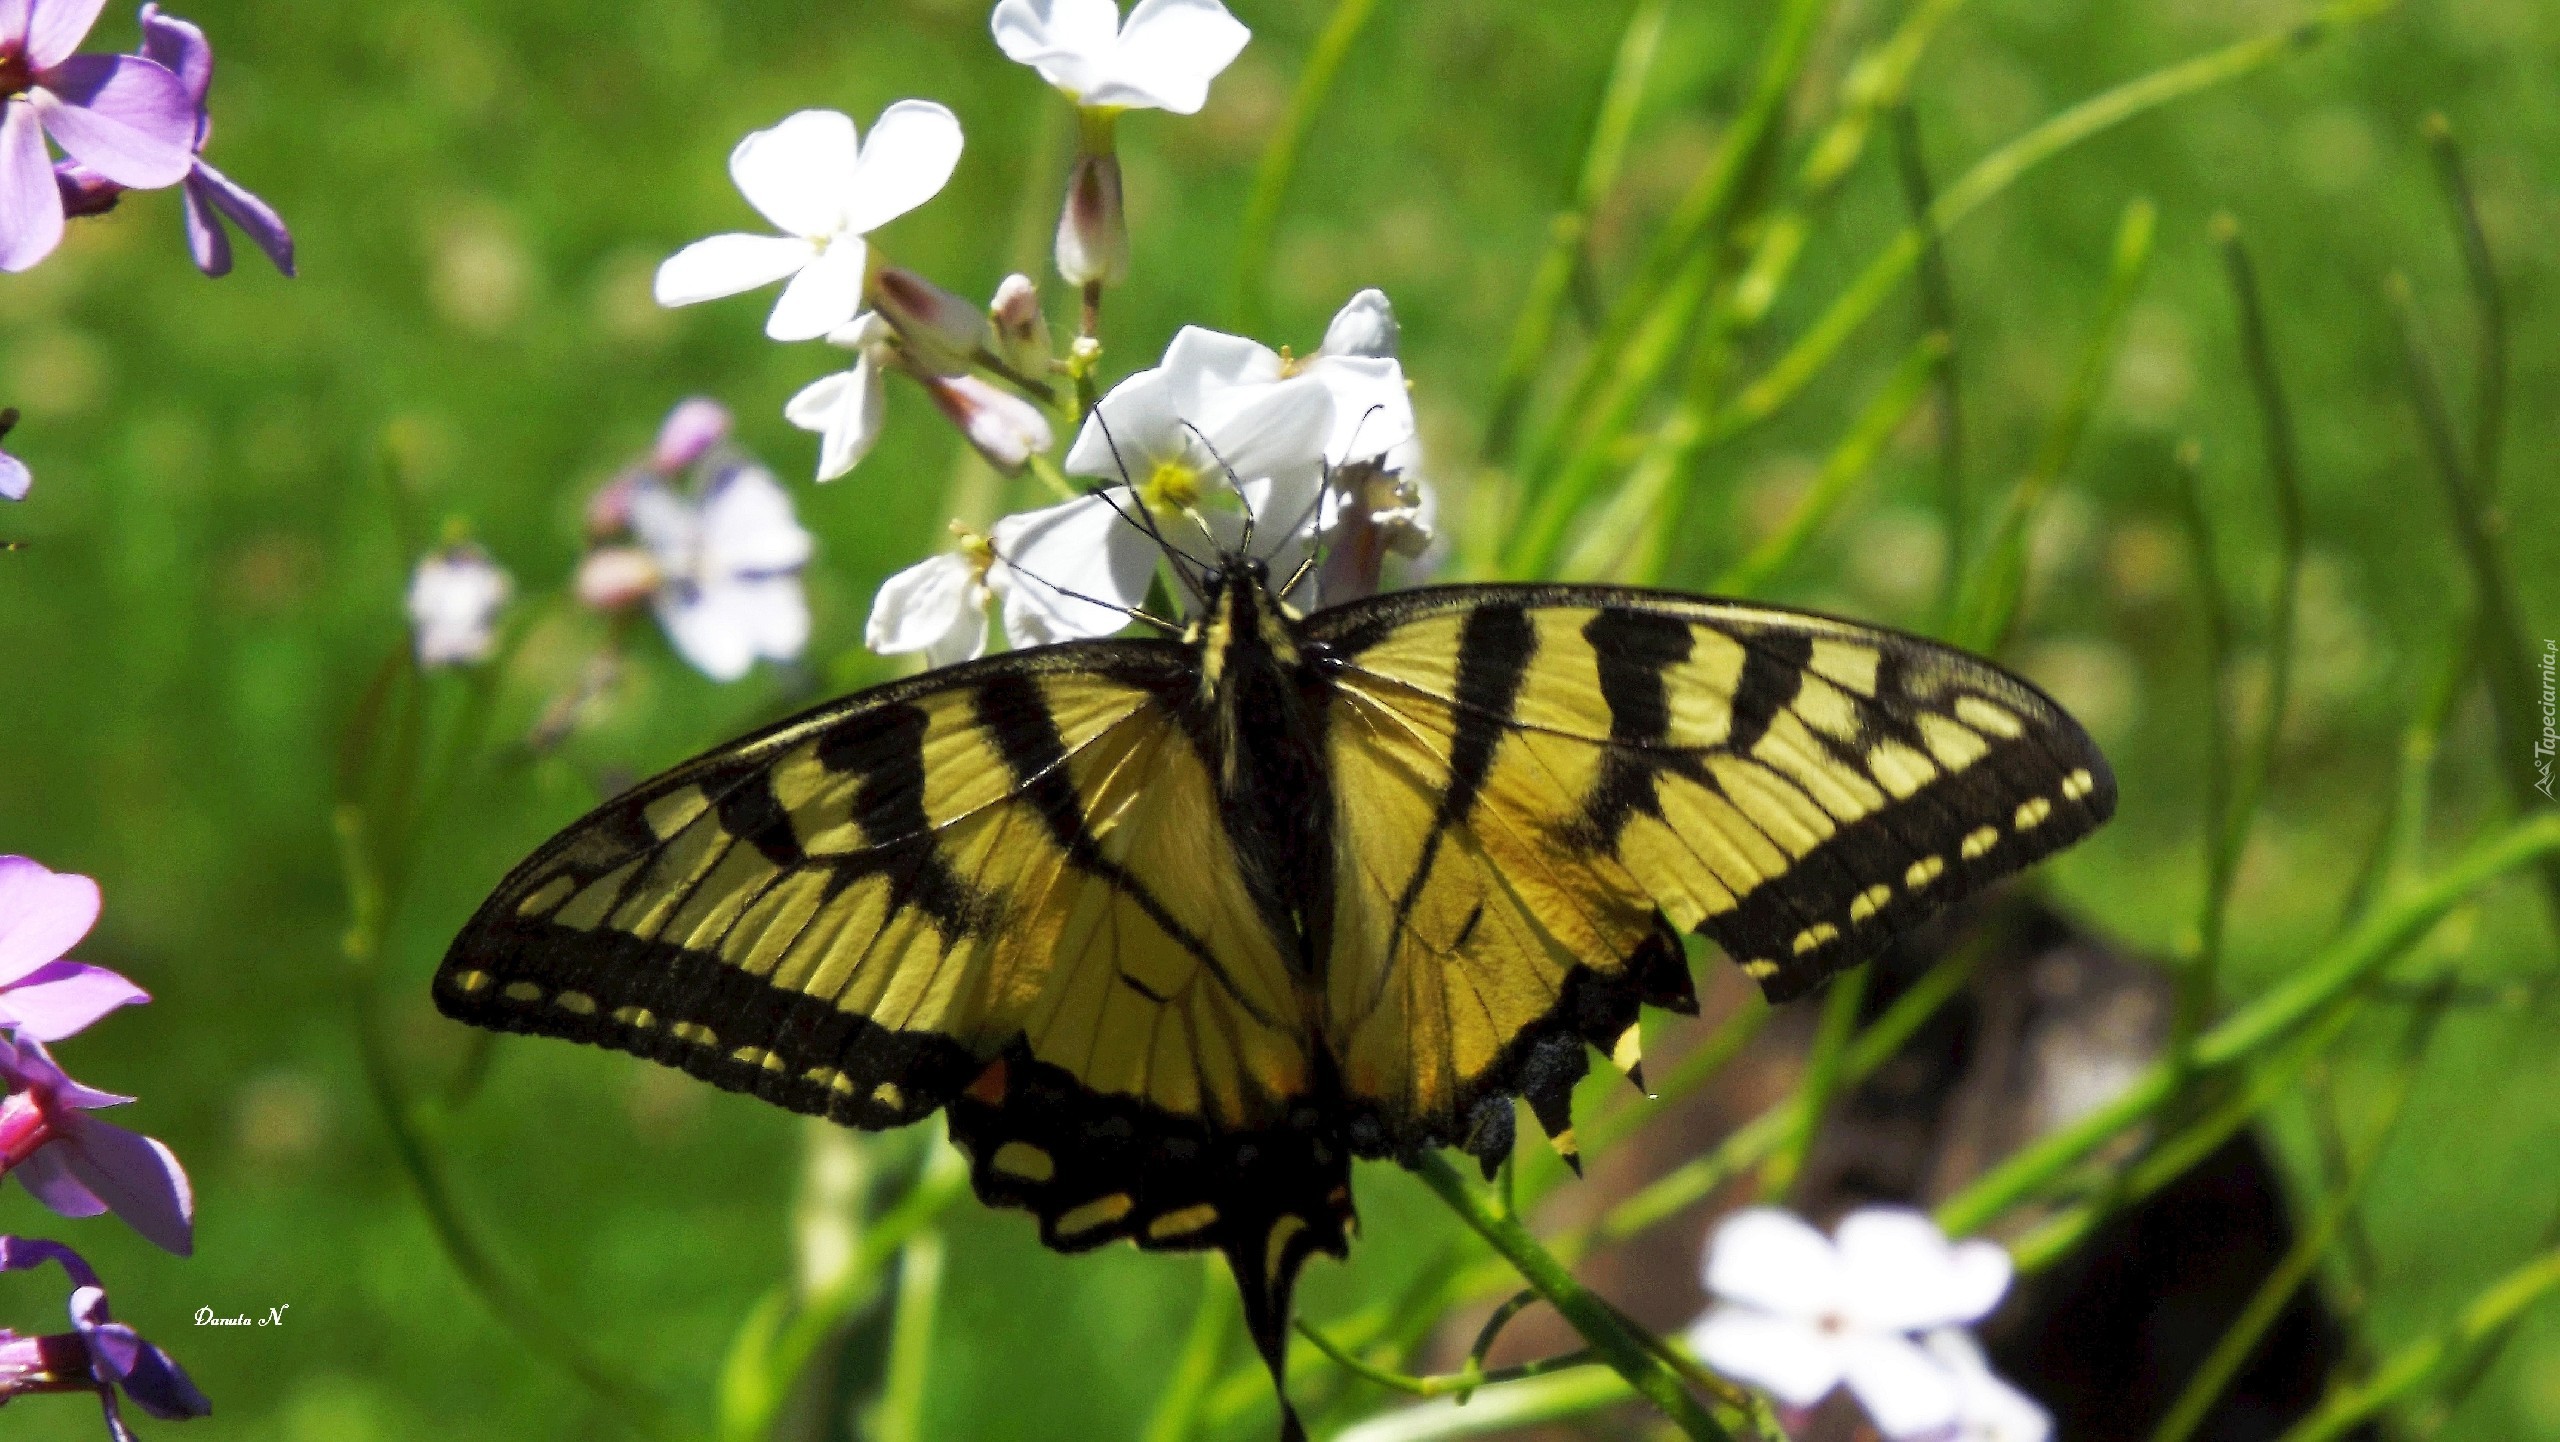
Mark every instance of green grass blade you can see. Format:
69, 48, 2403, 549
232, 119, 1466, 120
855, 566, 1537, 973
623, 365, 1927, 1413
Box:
2274, 1243, 2560, 1442
1732, 0, 2394, 456
1227, 0, 1387, 332
1936, 809, 2560, 1237
1953, 198, 2155, 653
1481, 0, 1677, 458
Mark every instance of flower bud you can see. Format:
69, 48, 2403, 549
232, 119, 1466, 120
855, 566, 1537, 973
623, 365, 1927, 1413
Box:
923, 374, 1055, 476
873, 267, 989, 378
1054, 152, 1129, 288
52, 163, 123, 220
989, 273, 1054, 379
575, 546, 664, 613
651, 397, 732, 475
1320, 288, 1401, 359
584, 469, 645, 541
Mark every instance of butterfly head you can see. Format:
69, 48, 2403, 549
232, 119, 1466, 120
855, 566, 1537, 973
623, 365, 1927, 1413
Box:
1192, 554, 1298, 682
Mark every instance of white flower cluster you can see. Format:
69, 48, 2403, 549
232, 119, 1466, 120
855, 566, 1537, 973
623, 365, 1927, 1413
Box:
1689, 1207, 2051, 1442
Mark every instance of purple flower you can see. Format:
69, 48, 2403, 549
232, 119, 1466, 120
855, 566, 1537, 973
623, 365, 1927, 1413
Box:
0, 1034, 191, 1256
0, 1236, 210, 1438
0, 0, 196, 273
0, 407, 25, 502
0, 858, 149, 1043
134, 4, 289, 277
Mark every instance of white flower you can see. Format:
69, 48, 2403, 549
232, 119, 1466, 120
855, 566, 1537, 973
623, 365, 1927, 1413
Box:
1925, 1331, 2051, 1442
785, 313, 899, 482
406, 545, 511, 668
923, 374, 1055, 475
991, 0, 1251, 115
868, 529, 997, 669
997, 326, 1331, 644
1687, 1207, 2012, 1440
655, 103, 964, 343
1296, 288, 1421, 476
631, 463, 814, 682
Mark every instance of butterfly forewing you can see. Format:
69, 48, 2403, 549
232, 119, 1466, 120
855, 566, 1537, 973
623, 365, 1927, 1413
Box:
1307, 584, 2116, 1156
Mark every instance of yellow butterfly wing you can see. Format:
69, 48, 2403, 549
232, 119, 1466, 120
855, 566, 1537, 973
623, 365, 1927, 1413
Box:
434, 643, 1345, 1258
1306, 585, 2115, 1163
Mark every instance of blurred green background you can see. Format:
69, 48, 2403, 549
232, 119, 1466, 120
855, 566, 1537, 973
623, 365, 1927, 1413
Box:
0, 0, 2554, 1437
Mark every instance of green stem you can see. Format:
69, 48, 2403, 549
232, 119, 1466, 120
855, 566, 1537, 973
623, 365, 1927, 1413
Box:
2148, 990, 2449, 1442
1298, 1321, 1598, 1401
1937, 810, 2560, 1236
1481, 0, 1677, 459
871, 1229, 946, 1442
1142, 1255, 1235, 1442
2419, 116, 2505, 498
1227, 0, 1384, 332
2166, 441, 2236, 1104
2273, 1245, 2560, 1442
1734, 0, 2393, 463
1714, 335, 1944, 597
1890, 105, 1966, 623
1952, 198, 2155, 653
1767, 969, 1867, 1201
1411, 1153, 1729, 1440
2383, 273, 2560, 935
336, 805, 689, 1442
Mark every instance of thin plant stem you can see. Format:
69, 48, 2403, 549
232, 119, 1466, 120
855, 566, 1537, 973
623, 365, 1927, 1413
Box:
2336, 633, 2471, 927
2419, 116, 2505, 498
1767, 969, 1868, 1202
1481, 0, 1677, 458
2272, 1244, 2560, 1442
1227, 0, 1385, 333
872, 1228, 946, 1442
1733, 0, 2395, 464
1411, 1152, 1730, 1440
1936, 810, 2560, 1237
1501, 0, 1829, 550
1328, 1363, 1653, 1442
2148, 988, 2452, 1442
1890, 105, 1966, 622
2401, 1205, 2560, 1438
2383, 273, 2560, 933
1296, 1321, 1598, 1401
1142, 1255, 1235, 1442
336, 803, 690, 1442
2006, 1004, 2358, 1273
2167, 441, 2236, 1107
1713, 335, 1945, 597
1953, 198, 2155, 653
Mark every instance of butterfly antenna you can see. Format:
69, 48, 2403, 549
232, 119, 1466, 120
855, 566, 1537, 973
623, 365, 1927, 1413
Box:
987, 540, 1184, 638
1178, 421, 1257, 558
1087, 409, 1210, 600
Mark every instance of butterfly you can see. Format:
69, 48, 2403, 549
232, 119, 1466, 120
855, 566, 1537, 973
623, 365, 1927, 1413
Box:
435, 518, 2113, 1439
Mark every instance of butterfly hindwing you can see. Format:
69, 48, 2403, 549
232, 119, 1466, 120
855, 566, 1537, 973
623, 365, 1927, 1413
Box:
1307, 584, 2116, 1155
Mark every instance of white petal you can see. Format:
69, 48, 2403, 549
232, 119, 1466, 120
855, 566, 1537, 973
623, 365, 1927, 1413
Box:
1687, 1307, 1843, 1407
1065, 366, 1185, 480
629, 479, 700, 566
1308, 354, 1414, 466
991, 0, 1120, 98
1925, 1332, 2052, 1442
1838, 1208, 2011, 1333
1089, 0, 1250, 114
1319, 287, 1400, 359
786, 360, 888, 482
1841, 1333, 1962, 1439
661, 577, 808, 681
989, 493, 1156, 646
699, 464, 814, 577
867, 552, 986, 665
841, 100, 964, 237
1705, 1207, 1843, 1317
655, 233, 813, 307
1199, 373, 1333, 484
1158, 324, 1285, 406
731, 109, 862, 238
764, 235, 870, 342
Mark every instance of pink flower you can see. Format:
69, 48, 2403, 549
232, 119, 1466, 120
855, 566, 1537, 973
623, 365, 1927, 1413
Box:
0, 1236, 210, 1436
0, 0, 197, 272
0, 858, 146, 1043
0, 1034, 192, 1256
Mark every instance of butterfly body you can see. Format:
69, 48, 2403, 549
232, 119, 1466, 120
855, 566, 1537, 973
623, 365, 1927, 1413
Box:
436, 568, 2115, 1439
